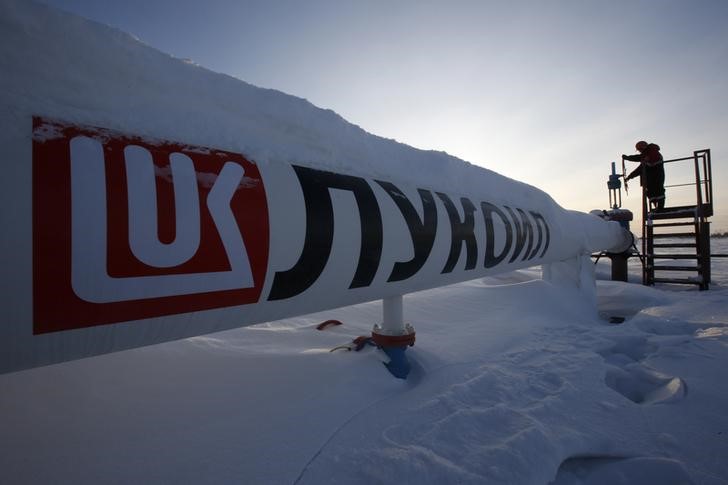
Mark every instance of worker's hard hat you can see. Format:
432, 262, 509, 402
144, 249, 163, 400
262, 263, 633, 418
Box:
635, 140, 648, 151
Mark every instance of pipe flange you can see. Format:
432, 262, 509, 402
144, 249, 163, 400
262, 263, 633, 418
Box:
371, 323, 416, 348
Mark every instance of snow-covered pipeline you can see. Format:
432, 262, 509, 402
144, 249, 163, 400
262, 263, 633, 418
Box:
2, 116, 630, 374
0, 0, 630, 373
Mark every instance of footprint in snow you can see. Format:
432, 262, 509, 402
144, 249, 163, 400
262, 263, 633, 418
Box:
550, 455, 694, 485
604, 363, 687, 405
598, 335, 687, 405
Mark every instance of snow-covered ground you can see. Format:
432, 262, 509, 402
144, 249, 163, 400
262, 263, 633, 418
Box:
1, 1, 727, 483
2, 242, 726, 485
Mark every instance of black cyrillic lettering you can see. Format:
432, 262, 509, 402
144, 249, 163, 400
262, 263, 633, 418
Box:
268, 165, 383, 300
505, 207, 533, 262
482, 202, 513, 268
376, 182, 437, 282
529, 211, 550, 258
437, 193, 477, 273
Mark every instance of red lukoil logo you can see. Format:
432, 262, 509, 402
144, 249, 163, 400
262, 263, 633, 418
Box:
32, 117, 269, 333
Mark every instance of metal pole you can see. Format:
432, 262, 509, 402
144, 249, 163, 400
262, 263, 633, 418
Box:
381, 295, 404, 335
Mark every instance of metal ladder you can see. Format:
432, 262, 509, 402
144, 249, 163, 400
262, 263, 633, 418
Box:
642, 150, 713, 291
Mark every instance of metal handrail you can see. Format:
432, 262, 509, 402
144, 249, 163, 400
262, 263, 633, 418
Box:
637, 149, 713, 216
665, 181, 709, 189
662, 156, 695, 163
703, 149, 713, 211
637, 148, 714, 289
694, 152, 704, 208
661, 150, 711, 164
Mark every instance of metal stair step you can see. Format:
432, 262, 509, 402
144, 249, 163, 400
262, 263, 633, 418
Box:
652, 277, 703, 285
652, 243, 696, 248
648, 206, 699, 220
647, 254, 699, 259
653, 265, 699, 271
651, 222, 696, 228
650, 232, 696, 238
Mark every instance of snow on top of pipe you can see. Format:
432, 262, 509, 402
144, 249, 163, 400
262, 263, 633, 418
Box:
1, 1, 535, 202
0, 0, 624, 254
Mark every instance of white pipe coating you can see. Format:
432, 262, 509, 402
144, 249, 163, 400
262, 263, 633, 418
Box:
381, 295, 404, 335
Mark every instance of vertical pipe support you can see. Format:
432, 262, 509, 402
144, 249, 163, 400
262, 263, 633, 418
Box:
381, 295, 404, 334
372, 295, 416, 379
609, 253, 629, 282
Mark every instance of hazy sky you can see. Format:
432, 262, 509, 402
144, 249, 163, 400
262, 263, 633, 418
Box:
39, 0, 728, 231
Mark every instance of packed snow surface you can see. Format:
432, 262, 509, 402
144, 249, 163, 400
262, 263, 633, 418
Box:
2, 243, 727, 484
1, 1, 727, 484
